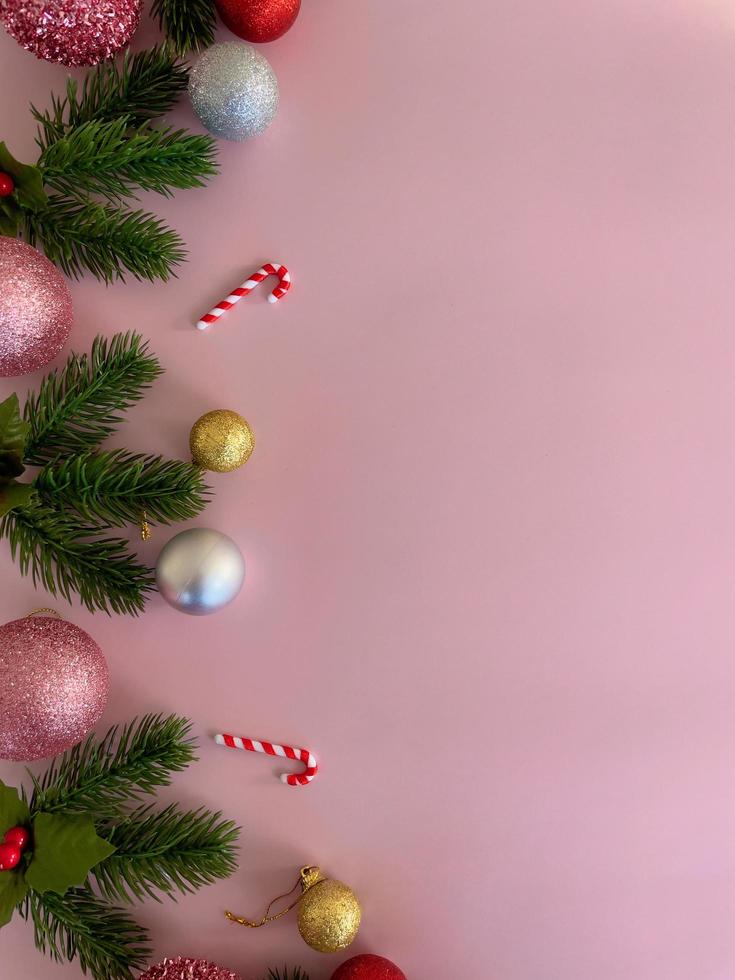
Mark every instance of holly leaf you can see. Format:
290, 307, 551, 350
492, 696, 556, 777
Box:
0, 198, 20, 236
0, 142, 47, 211
25, 813, 116, 896
0, 871, 28, 928
0, 782, 30, 832
0, 394, 29, 478
0, 480, 35, 517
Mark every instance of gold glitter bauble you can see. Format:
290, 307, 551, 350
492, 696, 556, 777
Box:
190, 410, 254, 473
297, 875, 362, 953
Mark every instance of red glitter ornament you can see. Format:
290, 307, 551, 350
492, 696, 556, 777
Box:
3, 827, 30, 851
0, 173, 14, 197
0, 0, 142, 67
0, 842, 22, 871
331, 955, 407, 980
215, 0, 301, 43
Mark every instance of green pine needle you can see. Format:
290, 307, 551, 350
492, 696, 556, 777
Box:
0, 503, 154, 615
265, 969, 310, 980
34, 451, 210, 528
40, 118, 218, 203
24, 195, 185, 282
32, 45, 190, 150
23, 332, 162, 466
30, 715, 197, 819
92, 804, 239, 904
152, 0, 217, 54
28, 889, 151, 980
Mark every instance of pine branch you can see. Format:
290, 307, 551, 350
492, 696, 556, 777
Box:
92, 804, 239, 904
0, 503, 154, 615
152, 0, 217, 54
23, 195, 185, 282
29, 715, 197, 819
34, 451, 210, 528
31, 45, 190, 150
23, 333, 162, 466
265, 969, 311, 980
28, 889, 151, 980
39, 118, 217, 202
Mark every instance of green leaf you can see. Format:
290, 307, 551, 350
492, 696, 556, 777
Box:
0, 781, 30, 831
0, 393, 29, 478
0, 870, 29, 927
0, 141, 47, 210
0, 480, 35, 517
25, 813, 116, 895
0, 198, 21, 235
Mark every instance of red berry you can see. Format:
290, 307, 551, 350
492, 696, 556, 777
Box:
0, 172, 14, 197
3, 826, 29, 851
0, 842, 22, 871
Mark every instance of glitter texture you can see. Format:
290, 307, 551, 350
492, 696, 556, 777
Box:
0, 0, 141, 67
0, 615, 109, 762
331, 955, 407, 980
215, 0, 301, 43
0, 237, 73, 378
139, 958, 243, 980
156, 528, 246, 615
190, 410, 255, 473
298, 878, 362, 953
188, 42, 279, 141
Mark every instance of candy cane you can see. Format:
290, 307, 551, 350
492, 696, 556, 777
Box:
214, 733, 318, 786
196, 263, 291, 330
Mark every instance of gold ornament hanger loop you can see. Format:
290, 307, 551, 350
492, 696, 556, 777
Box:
25, 608, 61, 618
224, 866, 324, 928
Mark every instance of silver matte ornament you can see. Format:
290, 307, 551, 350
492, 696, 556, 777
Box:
156, 528, 245, 615
188, 41, 279, 141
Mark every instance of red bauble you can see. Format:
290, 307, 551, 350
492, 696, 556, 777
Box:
3, 827, 29, 851
0, 842, 22, 871
216, 0, 300, 42
0, 173, 14, 197
331, 954, 407, 980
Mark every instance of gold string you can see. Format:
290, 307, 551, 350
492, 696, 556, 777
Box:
224, 866, 324, 928
140, 510, 151, 542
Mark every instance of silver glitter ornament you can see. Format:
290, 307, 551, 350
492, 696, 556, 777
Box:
156, 528, 245, 615
188, 41, 279, 141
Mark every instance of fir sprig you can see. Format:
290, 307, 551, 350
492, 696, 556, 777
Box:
29, 716, 197, 819
27, 889, 152, 980
92, 804, 239, 903
34, 451, 210, 528
152, 0, 217, 54
265, 969, 311, 980
0, 504, 154, 615
31, 45, 190, 150
39, 118, 217, 202
24, 196, 186, 282
23, 332, 162, 465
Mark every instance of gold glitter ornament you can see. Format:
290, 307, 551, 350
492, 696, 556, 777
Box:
225, 865, 361, 954
190, 410, 255, 473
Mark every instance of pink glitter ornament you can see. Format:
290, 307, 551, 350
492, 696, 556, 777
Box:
0, 614, 109, 762
0, 237, 72, 377
0, 0, 141, 67
138, 958, 243, 980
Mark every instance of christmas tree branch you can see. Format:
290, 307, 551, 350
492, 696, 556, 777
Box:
29, 716, 197, 820
92, 804, 239, 904
265, 970, 311, 980
23, 196, 185, 282
39, 118, 218, 202
152, 0, 217, 54
28, 889, 151, 980
0, 504, 154, 615
23, 333, 163, 466
31, 45, 190, 150
34, 451, 210, 528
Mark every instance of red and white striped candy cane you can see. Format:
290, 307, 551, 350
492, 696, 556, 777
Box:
214, 733, 318, 786
196, 263, 291, 330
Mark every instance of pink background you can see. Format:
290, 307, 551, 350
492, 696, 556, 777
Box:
3, 1, 735, 977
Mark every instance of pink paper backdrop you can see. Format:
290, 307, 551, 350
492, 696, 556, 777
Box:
3, 1, 735, 977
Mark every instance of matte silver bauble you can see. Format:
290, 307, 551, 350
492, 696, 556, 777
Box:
156, 528, 245, 615
188, 41, 279, 141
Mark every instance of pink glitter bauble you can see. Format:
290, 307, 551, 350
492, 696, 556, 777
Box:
0, 0, 141, 67
0, 615, 109, 762
0, 237, 72, 377
138, 958, 243, 980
